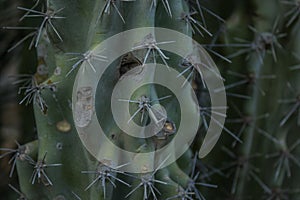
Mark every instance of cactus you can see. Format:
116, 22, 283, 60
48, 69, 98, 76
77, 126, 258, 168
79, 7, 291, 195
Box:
1, 0, 300, 199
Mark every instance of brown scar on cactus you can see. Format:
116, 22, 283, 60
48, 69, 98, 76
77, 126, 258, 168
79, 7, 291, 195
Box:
118, 52, 142, 77
74, 86, 94, 128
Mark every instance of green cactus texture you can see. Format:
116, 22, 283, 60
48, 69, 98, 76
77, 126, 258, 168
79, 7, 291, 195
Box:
1, 0, 300, 199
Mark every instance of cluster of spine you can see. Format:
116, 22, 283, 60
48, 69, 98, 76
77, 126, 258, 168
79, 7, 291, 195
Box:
0, 0, 300, 199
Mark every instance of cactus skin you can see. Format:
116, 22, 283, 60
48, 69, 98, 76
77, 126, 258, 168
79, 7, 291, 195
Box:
1, 0, 300, 199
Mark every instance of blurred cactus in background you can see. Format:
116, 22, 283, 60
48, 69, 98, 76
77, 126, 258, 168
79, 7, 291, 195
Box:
0, 0, 300, 199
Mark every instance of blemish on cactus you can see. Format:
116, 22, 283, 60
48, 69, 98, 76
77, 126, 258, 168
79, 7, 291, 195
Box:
74, 87, 94, 128
155, 119, 177, 140
56, 120, 71, 133
56, 143, 63, 150
53, 195, 66, 200
54, 66, 62, 76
